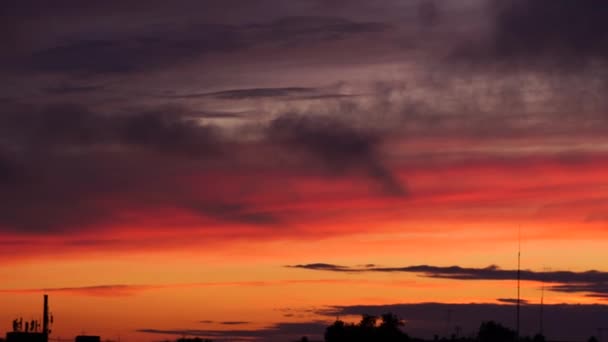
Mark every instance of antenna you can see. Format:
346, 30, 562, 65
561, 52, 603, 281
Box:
516, 226, 521, 341
43, 294, 50, 342
539, 282, 544, 336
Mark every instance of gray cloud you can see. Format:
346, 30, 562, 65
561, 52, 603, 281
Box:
0, 103, 282, 233
44, 83, 106, 94
268, 114, 407, 196
23, 16, 388, 76
288, 263, 608, 299
453, 0, 608, 71
167, 87, 317, 100
0, 103, 224, 156
0, 101, 411, 234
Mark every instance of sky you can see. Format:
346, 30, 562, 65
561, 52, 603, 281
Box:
2, 1, 608, 341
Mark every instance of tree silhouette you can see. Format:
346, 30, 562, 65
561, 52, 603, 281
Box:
325, 313, 409, 342
477, 321, 516, 342
176, 338, 212, 342
532, 333, 546, 342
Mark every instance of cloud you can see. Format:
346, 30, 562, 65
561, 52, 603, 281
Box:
26, 28, 241, 75
0, 279, 375, 297
165, 86, 358, 101
44, 83, 105, 94
167, 87, 316, 100
23, 16, 388, 76
137, 321, 328, 342
455, 0, 608, 71
319, 302, 608, 341
0, 103, 283, 233
496, 298, 529, 305
1, 103, 224, 156
219, 321, 250, 325
0, 100, 414, 235
268, 114, 407, 196
0, 284, 160, 297
287, 263, 350, 272
288, 263, 608, 299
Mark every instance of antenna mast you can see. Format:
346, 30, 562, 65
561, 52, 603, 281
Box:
43, 294, 49, 342
539, 283, 544, 336
516, 227, 521, 341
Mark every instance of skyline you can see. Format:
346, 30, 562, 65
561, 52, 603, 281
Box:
2, 1, 608, 341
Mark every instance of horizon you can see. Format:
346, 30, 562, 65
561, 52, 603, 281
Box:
2, 1, 608, 341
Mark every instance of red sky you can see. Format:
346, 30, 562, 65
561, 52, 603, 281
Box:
2, 1, 608, 341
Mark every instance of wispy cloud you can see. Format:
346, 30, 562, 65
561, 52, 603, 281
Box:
138, 321, 328, 342
0, 278, 391, 297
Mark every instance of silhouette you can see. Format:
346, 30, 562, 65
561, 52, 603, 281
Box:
74, 336, 100, 342
322, 315, 557, 342
176, 338, 212, 342
325, 313, 410, 342
5, 295, 54, 342
477, 321, 515, 342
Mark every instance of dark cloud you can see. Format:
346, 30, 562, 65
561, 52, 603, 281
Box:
138, 321, 327, 342
457, 0, 608, 70
44, 83, 106, 94
287, 263, 350, 272
188, 111, 250, 119
417, 0, 439, 27
0, 151, 22, 185
0, 102, 409, 234
23, 16, 388, 75
168, 87, 316, 100
0, 103, 284, 233
268, 114, 407, 196
289, 263, 608, 283
166, 87, 360, 103
28, 30, 240, 75
288, 263, 608, 299
320, 302, 608, 341
249, 16, 388, 45
496, 298, 529, 305
219, 321, 250, 325
0, 103, 223, 157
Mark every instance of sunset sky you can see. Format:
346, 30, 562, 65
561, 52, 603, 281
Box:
2, 1, 608, 341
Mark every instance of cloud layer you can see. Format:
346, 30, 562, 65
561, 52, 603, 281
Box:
289, 263, 608, 299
